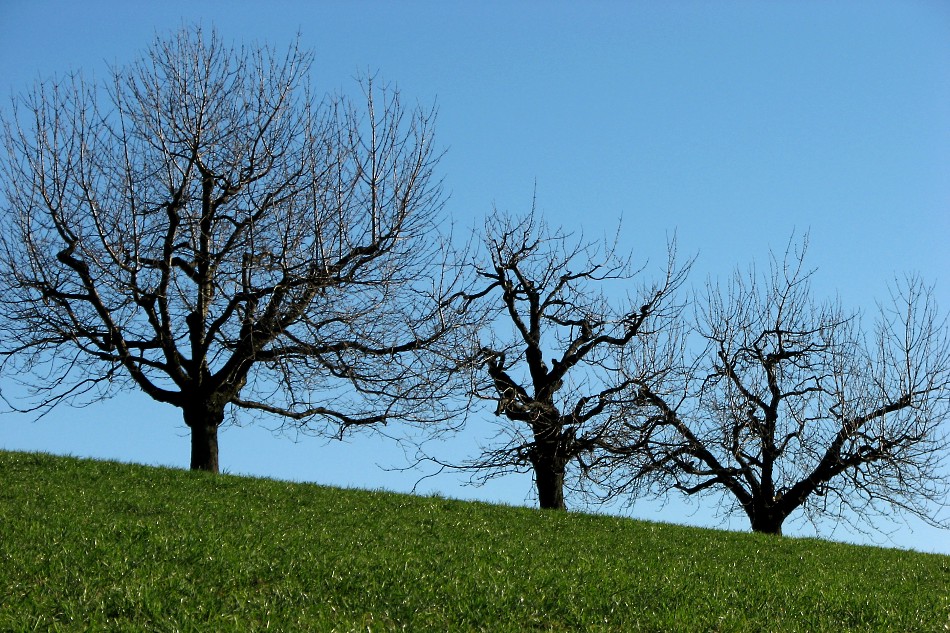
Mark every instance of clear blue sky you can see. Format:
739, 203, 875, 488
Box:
1, 1, 948, 554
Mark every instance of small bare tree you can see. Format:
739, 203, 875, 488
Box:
455, 208, 687, 510
621, 240, 950, 535
0, 27, 471, 472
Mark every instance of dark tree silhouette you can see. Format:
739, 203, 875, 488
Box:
458, 208, 687, 510
617, 241, 950, 535
0, 27, 470, 472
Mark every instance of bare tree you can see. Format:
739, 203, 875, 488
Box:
454, 208, 687, 510
0, 27, 471, 472
622, 240, 950, 535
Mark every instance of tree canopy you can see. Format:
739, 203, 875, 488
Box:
0, 26, 470, 471
605, 241, 950, 534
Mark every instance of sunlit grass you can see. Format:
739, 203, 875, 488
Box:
1, 450, 947, 631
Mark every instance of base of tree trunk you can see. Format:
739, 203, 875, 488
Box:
189, 422, 220, 473
749, 515, 784, 535
535, 464, 567, 510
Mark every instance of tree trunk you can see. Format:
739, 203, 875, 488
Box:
183, 403, 224, 473
189, 421, 220, 473
534, 462, 566, 510
748, 508, 784, 535
530, 422, 569, 510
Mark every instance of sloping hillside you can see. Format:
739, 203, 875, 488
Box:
1, 450, 947, 631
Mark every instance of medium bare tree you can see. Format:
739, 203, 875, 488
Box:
619, 240, 950, 535
454, 208, 687, 510
0, 27, 471, 472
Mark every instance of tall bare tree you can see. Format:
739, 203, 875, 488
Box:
455, 208, 687, 509
0, 27, 471, 472
617, 240, 950, 534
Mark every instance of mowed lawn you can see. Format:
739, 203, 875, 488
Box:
0, 450, 947, 631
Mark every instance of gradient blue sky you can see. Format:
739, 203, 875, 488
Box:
1, 1, 948, 554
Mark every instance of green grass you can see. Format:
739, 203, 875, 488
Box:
0, 451, 947, 632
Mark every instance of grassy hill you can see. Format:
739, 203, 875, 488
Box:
0, 450, 947, 631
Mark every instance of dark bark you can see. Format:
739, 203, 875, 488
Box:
530, 433, 569, 510
748, 507, 785, 535
533, 459, 567, 510
528, 421, 574, 510
183, 404, 224, 473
